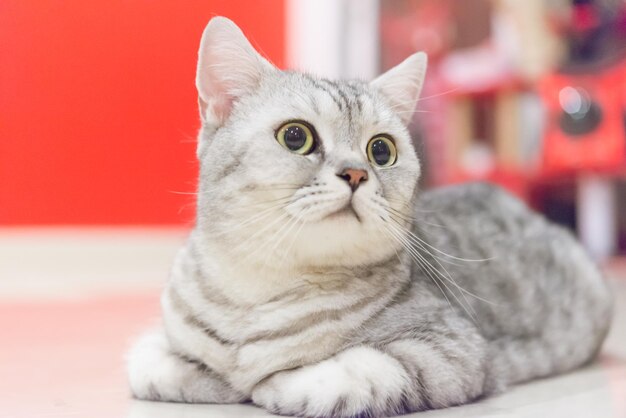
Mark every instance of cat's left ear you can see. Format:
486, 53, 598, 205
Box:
371, 52, 428, 124
196, 17, 276, 126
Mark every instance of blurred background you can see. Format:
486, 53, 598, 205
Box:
2, 1, 626, 416
2, 0, 626, 260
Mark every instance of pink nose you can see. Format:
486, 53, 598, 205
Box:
337, 168, 368, 191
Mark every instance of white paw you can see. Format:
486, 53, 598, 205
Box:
127, 329, 245, 403
252, 346, 410, 417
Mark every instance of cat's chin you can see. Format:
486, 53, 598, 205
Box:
323, 204, 361, 223
281, 216, 399, 269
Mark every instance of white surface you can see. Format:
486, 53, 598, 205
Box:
0, 227, 185, 300
1, 228, 625, 418
286, 0, 343, 77
577, 176, 618, 260
286, 0, 379, 79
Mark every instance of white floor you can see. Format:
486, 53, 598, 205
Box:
1, 228, 625, 418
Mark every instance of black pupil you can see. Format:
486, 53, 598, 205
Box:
371, 139, 391, 165
283, 125, 307, 150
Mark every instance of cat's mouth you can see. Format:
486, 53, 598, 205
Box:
325, 203, 361, 223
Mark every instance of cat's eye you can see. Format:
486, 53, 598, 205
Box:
275, 121, 316, 155
367, 135, 397, 167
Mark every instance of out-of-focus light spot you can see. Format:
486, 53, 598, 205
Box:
559, 86, 592, 119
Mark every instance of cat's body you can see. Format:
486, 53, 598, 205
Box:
127, 17, 613, 417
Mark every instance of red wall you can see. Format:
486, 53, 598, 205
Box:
0, 0, 285, 225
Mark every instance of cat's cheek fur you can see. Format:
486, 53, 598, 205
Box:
251, 346, 411, 418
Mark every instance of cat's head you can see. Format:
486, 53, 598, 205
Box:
194, 17, 426, 270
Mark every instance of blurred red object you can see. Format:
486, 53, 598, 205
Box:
0, 0, 285, 225
572, 3, 600, 32
380, 0, 454, 68
538, 61, 626, 176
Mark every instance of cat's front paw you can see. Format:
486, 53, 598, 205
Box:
251, 346, 410, 418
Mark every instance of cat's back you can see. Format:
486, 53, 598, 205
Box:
415, 182, 531, 231
410, 182, 612, 345
414, 182, 574, 261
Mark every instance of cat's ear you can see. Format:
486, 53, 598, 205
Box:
196, 17, 275, 126
371, 52, 428, 124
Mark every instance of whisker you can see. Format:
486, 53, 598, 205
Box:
394, 109, 434, 115
416, 87, 461, 102
374, 222, 403, 266
386, 224, 479, 324
179, 183, 303, 196
232, 211, 293, 262
372, 196, 446, 229
275, 207, 311, 271
263, 209, 306, 267
384, 87, 460, 110
382, 226, 455, 313
209, 199, 293, 238
176, 201, 196, 216
387, 221, 480, 321
169, 190, 200, 196
252, 186, 301, 192
391, 218, 494, 263
388, 220, 499, 307
381, 205, 416, 225
224, 208, 291, 250
249, 195, 296, 206
388, 210, 447, 230
384, 196, 439, 213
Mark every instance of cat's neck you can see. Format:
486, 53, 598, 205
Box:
187, 230, 406, 306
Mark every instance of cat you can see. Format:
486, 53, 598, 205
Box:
127, 16, 613, 417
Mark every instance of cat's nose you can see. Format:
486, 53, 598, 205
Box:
337, 168, 368, 191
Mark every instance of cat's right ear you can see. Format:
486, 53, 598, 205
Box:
196, 17, 275, 126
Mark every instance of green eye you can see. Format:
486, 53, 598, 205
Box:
275, 121, 316, 155
367, 135, 397, 167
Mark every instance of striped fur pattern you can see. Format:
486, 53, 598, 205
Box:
127, 17, 613, 417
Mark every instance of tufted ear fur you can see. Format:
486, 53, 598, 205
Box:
371, 52, 428, 124
196, 17, 276, 126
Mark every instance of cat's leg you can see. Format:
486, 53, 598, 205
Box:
127, 328, 246, 403
252, 328, 492, 417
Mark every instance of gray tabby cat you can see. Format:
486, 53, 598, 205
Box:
127, 17, 613, 417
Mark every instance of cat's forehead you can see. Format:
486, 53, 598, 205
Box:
287, 74, 376, 117
258, 72, 398, 140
